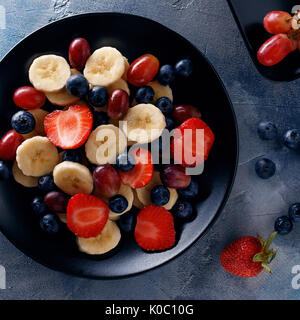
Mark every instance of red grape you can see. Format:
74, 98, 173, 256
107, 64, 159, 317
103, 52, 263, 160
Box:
0, 130, 24, 161
68, 37, 91, 70
93, 164, 121, 198
257, 34, 297, 66
172, 105, 201, 124
44, 191, 69, 212
263, 11, 292, 34
160, 165, 191, 189
127, 54, 159, 86
107, 89, 129, 119
13, 86, 45, 110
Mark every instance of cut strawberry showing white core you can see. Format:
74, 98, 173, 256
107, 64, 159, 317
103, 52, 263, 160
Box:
44, 105, 93, 149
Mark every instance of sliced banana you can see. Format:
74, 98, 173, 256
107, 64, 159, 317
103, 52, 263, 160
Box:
122, 57, 130, 80
46, 87, 79, 106
84, 47, 125, 87
148, 80, 173, 102
53, 161, 93, 195
132, 189, 144, 209
106, 78, 130, 96
12, 161, 38, 187
136, 171, 178, 210
70, 68, 81, 75
21, 109, 49, 140
109, 183, 134, 221
29, 54, 71, 92
16, 136, 59, 177
121, 104, 166, 144
77, 220, 121, 255
85, 124, 127, 165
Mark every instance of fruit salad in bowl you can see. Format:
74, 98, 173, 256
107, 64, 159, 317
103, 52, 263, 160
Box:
0, 36, 215, 257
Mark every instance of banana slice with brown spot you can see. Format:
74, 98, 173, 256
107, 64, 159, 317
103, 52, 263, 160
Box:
16, 136, 59, 177
29, 54, 71, 92
77, 220, 121, 255
148, 80, 173, 102
53, 161, 93, 195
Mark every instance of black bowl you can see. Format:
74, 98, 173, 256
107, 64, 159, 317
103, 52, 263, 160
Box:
0, 13, 238, 278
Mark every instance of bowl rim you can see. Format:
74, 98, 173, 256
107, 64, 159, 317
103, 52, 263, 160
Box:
0, 11, 239, 279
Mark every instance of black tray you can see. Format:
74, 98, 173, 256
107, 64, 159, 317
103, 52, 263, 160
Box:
227, 0, 300, 81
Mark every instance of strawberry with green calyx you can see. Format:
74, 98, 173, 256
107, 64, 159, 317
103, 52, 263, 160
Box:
220, 232, 277, 277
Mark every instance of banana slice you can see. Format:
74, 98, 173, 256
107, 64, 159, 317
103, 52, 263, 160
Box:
53, 161, 93, 195
29, 54, 71, 92
106, 78, 130, 96
21, 109, 49, 140
46, 87, 79, 106
84, 47, 125, 87
148, 80, 173, 102
121, 104, 166, 144
70, 68, 81, 75
85, 124, 127, 165
12, 161, 38, 187
136, 171, 178, 210
16, 136, 59, 177
77, 219, 121, 255
122, 57, 130, 80
109, 183, 134, 220
132, 189, 144, 209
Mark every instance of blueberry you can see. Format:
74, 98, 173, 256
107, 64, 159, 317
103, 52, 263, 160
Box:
175, 59, 193, 77
88, 86, 109, 108
157, 64, 175, 85
151, 185, 170, 206
165, 117, 175, 131
178, 179, 199, 199
172, 199, 193, 220
93, 111, 109, 128
274, 216, 293, 235
40, 213, 60, 234
0, 161, 10, 180
257, 121, 278, 140
11, 110, 35, 134
62, 150, 82, 163
118, 209, 137, 233
284, 129, 300, 150
156, 97, 173, 115
288, 203, 300, 222
109, 195, 128, 213
38, 175, 56, 193
116, 152, 135, 172
66, 74, 89, 98
135, 86, 154, 103
255, 158, 276, 179
31, 196, 47, 216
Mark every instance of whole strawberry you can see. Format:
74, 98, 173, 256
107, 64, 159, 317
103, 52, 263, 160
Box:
220, 232, 277, 277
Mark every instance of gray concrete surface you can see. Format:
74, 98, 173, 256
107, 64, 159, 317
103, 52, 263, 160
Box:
0, 0, 300, 300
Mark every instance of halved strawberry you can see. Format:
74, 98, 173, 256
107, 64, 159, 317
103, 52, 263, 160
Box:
135, 205, 175, 251
67, 193, 109, 238
119, 148, 153, 189
44, 105, 93, 149
171, 118, 215, 167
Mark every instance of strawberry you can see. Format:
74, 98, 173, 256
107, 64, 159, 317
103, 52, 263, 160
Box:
67, 193, 109, 238
171, 118, 215, 167
119, 148, 153, 189
135, 205, 175, 251
44, 105, 93, 149
0, 130, 24, 161
220, 232, 277, 277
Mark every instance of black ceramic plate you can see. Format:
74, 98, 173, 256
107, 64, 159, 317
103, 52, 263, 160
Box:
227, 0, 300, 81
0, 13, 238, 278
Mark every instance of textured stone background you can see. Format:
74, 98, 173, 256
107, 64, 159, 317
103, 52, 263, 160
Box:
0, 0, 300, 300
